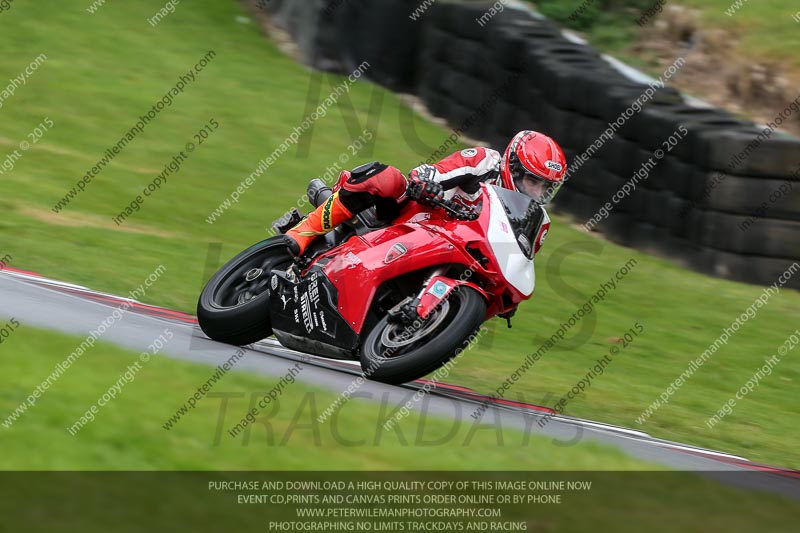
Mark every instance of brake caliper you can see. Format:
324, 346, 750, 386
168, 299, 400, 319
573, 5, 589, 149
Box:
387, 297, 418, 325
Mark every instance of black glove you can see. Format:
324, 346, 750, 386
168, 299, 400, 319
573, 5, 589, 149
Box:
406, 178, 443, 205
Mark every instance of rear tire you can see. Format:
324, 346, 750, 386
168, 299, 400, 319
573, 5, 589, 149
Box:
197, 237, 293, 346
360, 286, 486, 385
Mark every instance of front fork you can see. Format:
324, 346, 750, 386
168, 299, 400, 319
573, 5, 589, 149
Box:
386, 267, 447, 325
388, 266, 490, 326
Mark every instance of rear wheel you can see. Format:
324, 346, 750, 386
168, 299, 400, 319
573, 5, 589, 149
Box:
360, 286, 486, 384
197, 237, 293, 345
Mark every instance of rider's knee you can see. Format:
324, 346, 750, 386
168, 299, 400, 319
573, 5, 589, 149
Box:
343, 161, 407, 200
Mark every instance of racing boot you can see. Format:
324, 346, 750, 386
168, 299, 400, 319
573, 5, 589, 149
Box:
284, 191, 354, 256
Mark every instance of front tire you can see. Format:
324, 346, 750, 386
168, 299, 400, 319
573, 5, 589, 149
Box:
197, 237, 293, 345
360, 286, 486, 385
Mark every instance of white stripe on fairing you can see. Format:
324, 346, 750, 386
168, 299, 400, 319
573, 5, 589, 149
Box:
486, 186, 534, 296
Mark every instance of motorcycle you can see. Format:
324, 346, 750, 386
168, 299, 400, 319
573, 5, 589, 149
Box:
197, 175, 546, 384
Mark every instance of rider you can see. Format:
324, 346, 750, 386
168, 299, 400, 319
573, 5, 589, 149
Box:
284, 130, 567, 257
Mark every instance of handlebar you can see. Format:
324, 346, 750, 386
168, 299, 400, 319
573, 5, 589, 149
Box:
427, 196, 479, 221
406, 178, 479, 221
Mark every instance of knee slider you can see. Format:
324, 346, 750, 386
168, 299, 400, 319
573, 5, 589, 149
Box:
347, 161, 389, 184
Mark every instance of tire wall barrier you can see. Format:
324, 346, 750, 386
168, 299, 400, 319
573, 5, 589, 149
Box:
269, 0, 800, 289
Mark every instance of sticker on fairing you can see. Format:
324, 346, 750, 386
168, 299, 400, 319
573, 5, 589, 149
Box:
461, 148, 478, 158
429, 280, 449, 298
384, 243, 408, 264
539, 228, 548, 246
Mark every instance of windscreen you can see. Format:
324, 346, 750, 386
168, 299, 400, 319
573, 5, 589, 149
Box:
491, 185, 545, 259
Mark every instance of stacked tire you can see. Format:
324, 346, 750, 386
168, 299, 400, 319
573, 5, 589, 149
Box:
415, 2, 529, 141
685, 126, 800, 287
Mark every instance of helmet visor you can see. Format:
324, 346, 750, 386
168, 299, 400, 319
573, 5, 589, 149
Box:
512, 168, 561, 205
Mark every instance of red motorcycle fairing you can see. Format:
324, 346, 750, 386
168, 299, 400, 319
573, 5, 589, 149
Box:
314, 191, 526, 334
317, 222, 476, 334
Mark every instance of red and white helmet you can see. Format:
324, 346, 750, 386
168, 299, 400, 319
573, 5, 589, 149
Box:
501, 131, 567, 204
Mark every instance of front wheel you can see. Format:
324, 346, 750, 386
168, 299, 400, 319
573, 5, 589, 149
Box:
197, 237, 293, 346
360, 286, 486, 384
